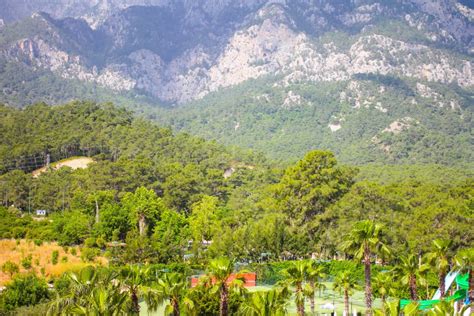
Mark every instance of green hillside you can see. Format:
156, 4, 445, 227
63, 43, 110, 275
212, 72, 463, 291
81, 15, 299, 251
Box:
153, 76, 473, 166
0, 101, 471, 254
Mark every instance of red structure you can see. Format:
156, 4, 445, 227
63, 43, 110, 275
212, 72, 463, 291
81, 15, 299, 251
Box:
191, 272, 256, 288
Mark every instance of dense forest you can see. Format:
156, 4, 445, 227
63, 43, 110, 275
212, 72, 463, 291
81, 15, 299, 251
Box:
0, 102, 472, 315
0, 101, 472, 256
153, 76, 474, 165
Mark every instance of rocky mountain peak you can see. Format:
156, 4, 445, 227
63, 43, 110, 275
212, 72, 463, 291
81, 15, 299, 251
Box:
0, 0, 472, 105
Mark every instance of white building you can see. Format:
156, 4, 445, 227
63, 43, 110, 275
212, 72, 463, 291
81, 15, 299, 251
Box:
35, 210, 47, 216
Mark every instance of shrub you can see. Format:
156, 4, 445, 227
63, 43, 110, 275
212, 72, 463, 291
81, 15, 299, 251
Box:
96, 236, 106, 249
84, 237, 97, 248
51, 250, 59, 265
70, 248, 77, 256
1, 261, 19, 277
61, 256, 68, 263
322, 260, 364, 282
12, 227, 26, 239
80, 247, 99, 262
54, 210, 91, 246
248, 261, 295, 285
8, 303, 49, 315
0, 274, 50, 311
148, 263, 193, 276
112, 229, 120, 242
34, 239, 43, 246
53, 274, 71, 296
21, 255, 33, 270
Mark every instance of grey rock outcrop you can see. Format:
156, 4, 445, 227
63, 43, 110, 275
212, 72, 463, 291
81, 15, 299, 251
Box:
0, 0, 472, 104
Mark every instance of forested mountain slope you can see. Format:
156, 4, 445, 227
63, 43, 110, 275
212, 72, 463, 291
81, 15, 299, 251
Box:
154, 77, 473, 165
0, 0, 472, 165
0, 101, 265, 183
0, 102, 471, 260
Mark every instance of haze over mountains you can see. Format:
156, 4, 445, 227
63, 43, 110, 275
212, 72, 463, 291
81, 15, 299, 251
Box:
0, 0, 473, 164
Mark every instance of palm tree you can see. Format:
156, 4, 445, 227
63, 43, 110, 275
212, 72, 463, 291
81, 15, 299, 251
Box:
145, 273, 190, 316
418, 253, 434, 299
333, 271, 359, 316
281, 261, 312, 316
47, 266, 129, 315
454, 247, 473, 302
378, 301, 419, 316
428, 300, 471, 316
69, 286, 129, 315
48, 266, 98, 314
340, 220, 389, 316
306, 261, 326, 314
392, 254, 429, 300
427, 239, 453, 298
402, 302, 420, 316
372, 272, 392, 306
120, 265, 151, 314
238, 287, 290, 316
373, 300, 400, 316
208, 257, 235, 316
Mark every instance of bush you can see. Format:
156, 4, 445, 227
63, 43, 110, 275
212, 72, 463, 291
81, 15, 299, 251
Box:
322, 260, 364, 282
1, 261, 19, 277
80, 247, 99, 262
112, 229, 120, 242
7, 303, 49, 315
21, 255, 33, 270
12, 227, 26, 239
54, 210, 91, 245
148, 263, 194, 276
70, 248, 77, 256
84, 237, 97, 248
96, 236, 106, 249
53, 274, 71, 296
51, 250, 59, 265
248, 261, 295, 285
34, 239, 43, 246
61, 256, 68, 263
0, 274, 50, 311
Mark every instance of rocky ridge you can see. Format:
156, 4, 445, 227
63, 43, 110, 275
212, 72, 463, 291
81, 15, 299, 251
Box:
1, 1, 472, 104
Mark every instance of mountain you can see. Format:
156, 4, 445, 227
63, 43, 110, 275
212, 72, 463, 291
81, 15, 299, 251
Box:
1, 0, 473, 103
153, 75, 473, 164
0, 0, 472, 164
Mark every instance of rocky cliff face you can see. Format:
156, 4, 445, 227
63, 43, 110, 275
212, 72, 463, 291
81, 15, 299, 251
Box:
0, 0, 472, 104
2, 0, 472, 42
0, 0, 266, 27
